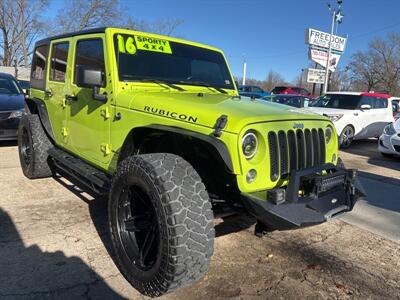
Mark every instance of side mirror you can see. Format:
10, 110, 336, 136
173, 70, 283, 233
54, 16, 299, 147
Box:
75, 65, 107, 102
360, 104, 371, 110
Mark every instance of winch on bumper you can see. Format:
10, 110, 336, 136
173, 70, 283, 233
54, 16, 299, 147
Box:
241, 164, 365, 231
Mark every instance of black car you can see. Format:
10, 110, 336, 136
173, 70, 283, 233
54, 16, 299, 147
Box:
0, 73, 25, 140
18, 79, 30, 94
262, 94, 312, 108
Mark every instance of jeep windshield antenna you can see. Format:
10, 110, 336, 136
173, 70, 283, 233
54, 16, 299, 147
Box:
178, 80, 227, 94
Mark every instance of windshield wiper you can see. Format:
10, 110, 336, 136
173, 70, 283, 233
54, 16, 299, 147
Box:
178, 80, 228, 94
128, 78, 185, 91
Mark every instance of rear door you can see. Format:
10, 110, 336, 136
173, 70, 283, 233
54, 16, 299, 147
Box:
46, 38, 71, 145
371, 97, 394, 136
357, 96, 382, 138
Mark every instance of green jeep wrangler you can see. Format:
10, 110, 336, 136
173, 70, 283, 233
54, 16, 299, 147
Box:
18, 27, 363, 297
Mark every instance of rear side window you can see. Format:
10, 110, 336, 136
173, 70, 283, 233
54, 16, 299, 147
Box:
360, 96, 387, 109
373, 97, 388, 109
74, 38, 105, 83
31, 44, 48, 89
50, 42, 69, 82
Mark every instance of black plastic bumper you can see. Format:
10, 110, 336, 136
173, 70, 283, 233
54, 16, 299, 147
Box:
241, 164, 365, 230
0, 118, 19, 140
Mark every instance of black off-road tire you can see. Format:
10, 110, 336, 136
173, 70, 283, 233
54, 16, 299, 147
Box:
18, 114, 53, 179
108, 153, 215, 297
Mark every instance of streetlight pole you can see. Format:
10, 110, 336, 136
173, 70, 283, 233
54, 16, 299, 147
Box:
323, 9, 336, 94
323, 0, 343, 94
242, 59, 247, 86
300, 68, 304, 87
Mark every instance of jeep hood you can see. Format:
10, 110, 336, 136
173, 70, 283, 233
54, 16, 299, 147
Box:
121, 91, 329, 133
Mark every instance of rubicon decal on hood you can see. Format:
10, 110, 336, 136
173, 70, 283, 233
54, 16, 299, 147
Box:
143, 106, 198, 123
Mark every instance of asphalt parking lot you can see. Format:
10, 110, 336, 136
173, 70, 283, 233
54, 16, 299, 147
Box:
0, 140, 399, 299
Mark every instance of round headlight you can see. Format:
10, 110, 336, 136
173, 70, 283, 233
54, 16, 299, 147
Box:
242, 132, 258, 159
326, 126, 333, 144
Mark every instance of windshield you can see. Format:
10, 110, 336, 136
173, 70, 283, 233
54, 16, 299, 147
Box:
313, 94, 361, 109
18, 80, 30, 90
263, 95, 307, 108
271, 87, 287, 94
0, 77, 22, 95
114, 33, 234, 90
272, 95, 304, 108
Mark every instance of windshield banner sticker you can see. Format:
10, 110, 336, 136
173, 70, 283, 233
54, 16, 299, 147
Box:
117, 34, 173, 55
135, 35, 172, 54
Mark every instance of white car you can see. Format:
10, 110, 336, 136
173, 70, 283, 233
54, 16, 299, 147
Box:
378, 119, 400, 157
308, 92, 394, 148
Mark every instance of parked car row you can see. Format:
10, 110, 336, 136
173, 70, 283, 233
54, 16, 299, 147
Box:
261, 90, 399, 154
0, 73, 26, 141
238, 85, 312, 99
262, 94, 313, 108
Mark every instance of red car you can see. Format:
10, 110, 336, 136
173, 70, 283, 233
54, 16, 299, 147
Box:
271, 86, 312, 97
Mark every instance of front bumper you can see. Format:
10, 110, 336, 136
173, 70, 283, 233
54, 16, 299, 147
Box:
0, 118, 20, 141
378, 133, 400, 155
241, 164, 365, 230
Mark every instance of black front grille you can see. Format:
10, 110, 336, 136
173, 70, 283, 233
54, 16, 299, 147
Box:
0, 112, 11, 120
394, 145, 400, 153
268, 128, 326, 181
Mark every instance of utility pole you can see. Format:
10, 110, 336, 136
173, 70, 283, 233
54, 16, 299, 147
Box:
300, 68, 304, 87
323, 0, 343, 94
242, 59, 247, 85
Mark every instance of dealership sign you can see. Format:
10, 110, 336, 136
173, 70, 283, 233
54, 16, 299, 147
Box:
309, 49, 341, 71
306, 68, 326, 84
306, 28, 347, 52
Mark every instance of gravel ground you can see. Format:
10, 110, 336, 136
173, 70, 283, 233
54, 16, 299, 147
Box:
0, 141, 399, 300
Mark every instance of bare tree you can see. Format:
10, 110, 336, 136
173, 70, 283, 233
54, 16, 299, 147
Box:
54, 0, 183, 37
347, 32, 400, 94
264, 70, 286, 91
54, 0, 121, 34
329, 67, 352, 91
236, 70, 287, 92
126, 17, 183, 36
0, 0, 47, 67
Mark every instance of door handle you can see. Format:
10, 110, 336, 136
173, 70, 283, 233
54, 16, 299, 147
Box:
44, 90, 53, 97
65, 94, 78, 101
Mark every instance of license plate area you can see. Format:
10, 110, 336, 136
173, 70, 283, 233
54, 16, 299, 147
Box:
306, 188, 348, 215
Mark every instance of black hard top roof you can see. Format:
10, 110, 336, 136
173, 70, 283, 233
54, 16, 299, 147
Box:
35, 27, 107, 47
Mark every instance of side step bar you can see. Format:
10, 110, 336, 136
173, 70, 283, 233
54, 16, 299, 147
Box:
48, 148, 111, 195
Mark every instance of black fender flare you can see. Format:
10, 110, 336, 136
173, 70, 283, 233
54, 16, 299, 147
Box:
25, 97, 55, 141
122, 124, 234, 173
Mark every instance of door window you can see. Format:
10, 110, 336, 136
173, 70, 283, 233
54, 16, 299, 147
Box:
373, 97, 388, 109
31, 44, 48, 90
74, 38, 105, 84
50, 42, 69, 82
360, 96, 375, 108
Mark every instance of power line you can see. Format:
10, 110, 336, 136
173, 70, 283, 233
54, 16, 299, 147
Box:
351, 21, 400, 40
227, 50, 304, 61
